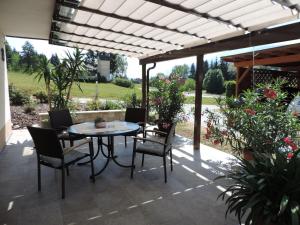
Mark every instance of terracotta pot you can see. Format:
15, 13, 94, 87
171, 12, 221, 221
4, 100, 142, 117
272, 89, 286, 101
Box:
243, 149, 254, 161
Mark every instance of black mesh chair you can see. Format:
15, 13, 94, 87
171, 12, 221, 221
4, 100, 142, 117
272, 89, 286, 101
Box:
130, 123, 176, 183
123, 107, 146, 147
27, 126, 95, 199
48, 109, 84, 147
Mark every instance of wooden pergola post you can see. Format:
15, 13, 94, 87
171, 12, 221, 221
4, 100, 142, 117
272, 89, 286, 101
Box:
193, 54, 204, 150
141, 64, 147, 109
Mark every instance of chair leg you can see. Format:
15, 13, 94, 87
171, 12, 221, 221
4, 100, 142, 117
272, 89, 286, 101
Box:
61, 161, 65, 199
125, 136, 127, 147
62, 140, 66, 148
37, 161, 41, 192
66, 166, 70, 176
163, 156, 167, 183
89, 140, 95, 183
131, 151, 136, 179
170, 149, 173, 171
141, 153, 145, 167
70, 140, 74, 147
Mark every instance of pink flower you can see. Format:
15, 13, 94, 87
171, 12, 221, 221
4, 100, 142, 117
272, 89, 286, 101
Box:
164, 79, 171, 84
283, 137, 298, 151
264, 88, 277, 100
287, 152, 294, 159
244, 108, 256, 116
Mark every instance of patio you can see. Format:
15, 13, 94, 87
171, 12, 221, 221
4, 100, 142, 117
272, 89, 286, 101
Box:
0, 129, 237, 225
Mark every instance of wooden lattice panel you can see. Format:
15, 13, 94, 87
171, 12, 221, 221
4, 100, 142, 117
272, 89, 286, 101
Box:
251, 69, 299, 88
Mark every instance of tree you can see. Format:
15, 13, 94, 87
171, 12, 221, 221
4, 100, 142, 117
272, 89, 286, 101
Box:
4, 41, 12, 68
203, 60, 209, 76
64, 47, 87, 101
35, 54, 52, 109
189, 63, 196, 79
220, 60, 230, 81
203, 69, 224, 94
171, 64, 189, 78
114, 55, 128, 77
21, 41, 39, 73
50, 54, 60, 67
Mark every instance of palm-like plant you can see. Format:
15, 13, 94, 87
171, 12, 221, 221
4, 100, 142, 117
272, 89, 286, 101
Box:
64, 47, 86, 101
218, 151, 300, 225
34, 55, 52, 110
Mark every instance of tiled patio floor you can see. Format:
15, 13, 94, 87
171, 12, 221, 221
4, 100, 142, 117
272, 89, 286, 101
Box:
0, 130, 238, 225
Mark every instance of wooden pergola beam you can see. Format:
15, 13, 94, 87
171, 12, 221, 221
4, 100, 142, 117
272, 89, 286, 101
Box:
143, 0, 245, 30
58, 2, 207, 40
234, 54, 300, 67
139, 22, 300, 64
53, 17, 182, 48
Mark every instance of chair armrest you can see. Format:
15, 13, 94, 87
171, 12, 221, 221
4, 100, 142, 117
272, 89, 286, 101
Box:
63, 138, 92, 155
132, 137, 166, 146
145, 129, 167, 136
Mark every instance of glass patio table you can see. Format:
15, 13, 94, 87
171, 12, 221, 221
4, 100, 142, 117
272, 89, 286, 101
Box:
68, 121, 140, 177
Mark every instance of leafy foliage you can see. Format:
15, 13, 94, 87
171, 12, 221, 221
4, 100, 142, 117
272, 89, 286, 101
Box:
171, 64, 189, 78
225, 80, 236, 97
218, 151, 300, 225
113, 77, 134, 88
180, 78, 195, 91
9, 84, 30, 106
205, 81, 300, 155
122, 92, 141, 108
203, 69, 225, 94
150, 75, 185, 123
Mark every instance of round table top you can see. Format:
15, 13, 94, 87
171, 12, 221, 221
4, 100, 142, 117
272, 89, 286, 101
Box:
68, 121, 140, 137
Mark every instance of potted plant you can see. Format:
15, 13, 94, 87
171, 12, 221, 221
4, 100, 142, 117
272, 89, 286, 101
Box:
218, 149, 300, 225
205, 81, 300, 157
150, 74, 185, 132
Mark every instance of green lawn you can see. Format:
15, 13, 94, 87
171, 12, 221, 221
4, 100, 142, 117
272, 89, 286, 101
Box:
8, 71, 141, 100
8, 71, 217, 105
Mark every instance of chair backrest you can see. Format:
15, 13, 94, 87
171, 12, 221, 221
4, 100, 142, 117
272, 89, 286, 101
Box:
27, 126, 63, 159
125, 108, 146, 125
164, 123, 176, 148
48, 109, 73, 131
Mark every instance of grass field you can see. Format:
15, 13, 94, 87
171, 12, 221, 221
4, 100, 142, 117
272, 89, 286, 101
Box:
8, 71, 218, 105
8, 71, 142, 100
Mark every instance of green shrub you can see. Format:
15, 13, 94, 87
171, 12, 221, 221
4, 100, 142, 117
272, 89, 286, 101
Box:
100, 100, 123, 110
86, 100, 101, 111
24, 97, 37, 114
203, 69, 224, 94
33, 90, 48, 103
113, 77, 134, 88
85, 100, 123, 111
180, 78, 195, 92
122, 92, 141, 108
9, 84, 30, 106
225, 80, 236, 97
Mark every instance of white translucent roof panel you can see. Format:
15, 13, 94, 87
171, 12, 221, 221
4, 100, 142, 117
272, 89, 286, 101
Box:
52, 0, 300, 58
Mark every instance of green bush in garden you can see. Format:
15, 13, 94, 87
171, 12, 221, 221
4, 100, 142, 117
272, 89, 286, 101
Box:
225, 80, 236, 97
113, 77, 134, 88
9, 84, 30, 106
180, 78, 195, 92
33, 91, 48, 103
203, 69, 224, 94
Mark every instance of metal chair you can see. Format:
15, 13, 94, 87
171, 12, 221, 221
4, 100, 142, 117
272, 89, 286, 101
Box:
130, 123, 176, 183
27, 126, 95, 199
123, 107, 146, 147
48, 109, 84, 147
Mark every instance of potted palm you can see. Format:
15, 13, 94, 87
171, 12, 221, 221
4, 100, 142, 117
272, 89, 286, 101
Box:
218, 149, 300, 225
150, 74, 185, 132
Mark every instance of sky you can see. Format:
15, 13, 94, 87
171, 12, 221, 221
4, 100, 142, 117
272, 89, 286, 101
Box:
6, 36, 300, 79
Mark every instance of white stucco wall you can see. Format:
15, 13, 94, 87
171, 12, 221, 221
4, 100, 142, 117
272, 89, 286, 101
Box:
0, 33, 11, 149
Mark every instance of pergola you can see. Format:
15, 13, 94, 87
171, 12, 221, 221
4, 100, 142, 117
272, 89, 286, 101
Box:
1, 0, 300, 150
222, 43, 300, 95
